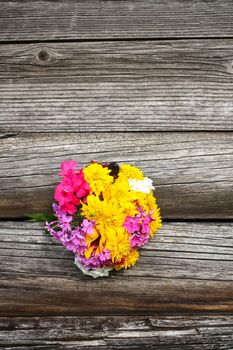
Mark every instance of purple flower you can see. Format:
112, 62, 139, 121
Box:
130, 232, 149, 248
141, 217, 152, 235
77, 249, 113, 270
46, 203, 88, 255
124, 210, 155, 248
123, 216, 140, 233
52, 203, 73, 231
81, 219, 95, 234
99, 249, 111, 262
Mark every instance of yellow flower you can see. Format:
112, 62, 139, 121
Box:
83, 163, 113, 196
120, 164, 145, 180
115, 249, 139, 270
97, 199, 126, 232
149, 207, 162, 236
84, 244, 95, 259
108, 175, 138, 215
85, 228, 99, 246
134, 192, 156, 213
81, 194, 103, 220
105, 227, 131, 262
146, 193, 158, 211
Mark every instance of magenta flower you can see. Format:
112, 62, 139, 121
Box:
123, 210, 155, 248
123, 216, 140, 233
59, 160, 78, 176
130, 232, 149, 247
54, 184, 74, 206
141, 216, 153, 234
54, 161, 90, 214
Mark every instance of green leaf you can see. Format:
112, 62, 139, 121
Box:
25, 212, 56, 222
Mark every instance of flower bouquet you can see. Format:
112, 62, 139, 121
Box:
29, 160, 162, 278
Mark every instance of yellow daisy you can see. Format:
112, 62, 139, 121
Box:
83, 163, 113, 196
105, 227, 131, 262
96, 199, 126, 233
81, 194, 103, 221
120, 164, 145, 180
149, 207, 162, 236
108, 175, 138, 215
115, 249, 139, 270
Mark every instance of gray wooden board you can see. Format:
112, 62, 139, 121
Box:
0, 315, 233, 349
0, 40, 233, 132
1, 1, 233, 41
0, 132, 233, 219
0, 221, 232, 315
1, 0, 233, 348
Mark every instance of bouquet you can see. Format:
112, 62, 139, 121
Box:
32, 160, 162, 278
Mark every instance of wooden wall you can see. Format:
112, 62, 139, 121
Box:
0, 1, 233, 348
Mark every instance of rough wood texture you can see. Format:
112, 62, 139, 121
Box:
1, 40, 233, 132
0, 221, 232, 316
0, 132, 233, 219
0, 315, 233, 349
1, 1, 233, 41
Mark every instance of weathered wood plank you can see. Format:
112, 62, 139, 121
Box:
0, 221, 232, 315
0, 315, 233, 349
1, 1, 233, 41
1, 40, 233, 132
0, 132, 233, 219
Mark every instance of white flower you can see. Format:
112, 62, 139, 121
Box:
128, 177, 155, 194
74, 257, 112, 278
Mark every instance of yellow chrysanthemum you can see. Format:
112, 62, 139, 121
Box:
105, 227, 131, 262
83, 163, 113, 195
115, 249, 139, 270
81, 194, 103, 220
146, 193, 158, 210
134, 192, 157, 213
120, 164, 145, 180
97, 199, 125, 233
149, 207, 162, 236
108, 175, 138, 215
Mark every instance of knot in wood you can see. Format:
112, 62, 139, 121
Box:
37, 50, 50, 62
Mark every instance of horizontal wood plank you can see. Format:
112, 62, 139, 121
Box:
0, 315, 233, 349
1, 40, 233, 132
0, 221, 233, 316
1, 1, 233, 41
0, 132, 233, 219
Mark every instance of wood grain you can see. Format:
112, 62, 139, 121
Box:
1, 1, 233, 41
0, 315, 233, 349
0, 221, 233, 316
0, 40, 233, 132
0, 132, 233, 219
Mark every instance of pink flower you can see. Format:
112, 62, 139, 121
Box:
124, 210, 155, 248
130, 232, 149, 247
123, 216, 140, 233
59, 160, 78, 176
54, 161, 90, 214
60, 203, 76, 215
54, 184, 74, 205
141, 216, 153, 234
